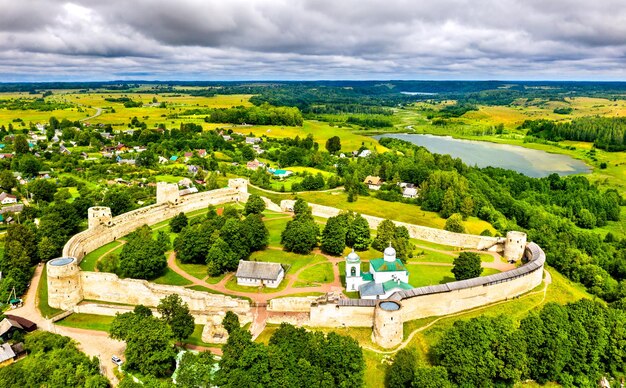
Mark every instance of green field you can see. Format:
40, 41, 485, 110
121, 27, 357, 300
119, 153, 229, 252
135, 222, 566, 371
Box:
56, 313, 114, 332
152, 267, 193, 286
80, 240, 125, 271
294, 262, 334, 287
37, 268, 64, 318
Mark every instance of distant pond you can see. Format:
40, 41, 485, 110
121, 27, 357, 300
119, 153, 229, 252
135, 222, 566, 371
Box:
374, 133, 591, 178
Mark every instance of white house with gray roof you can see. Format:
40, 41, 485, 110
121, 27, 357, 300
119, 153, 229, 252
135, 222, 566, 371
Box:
236, 260, 285, 288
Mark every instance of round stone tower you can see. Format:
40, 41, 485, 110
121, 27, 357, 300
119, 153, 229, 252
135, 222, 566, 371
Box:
47, 257, 83, 311
503, 231, 527, 261
372, 300, 403, 349
156, 182, 180, 205
87, 206, 112, 229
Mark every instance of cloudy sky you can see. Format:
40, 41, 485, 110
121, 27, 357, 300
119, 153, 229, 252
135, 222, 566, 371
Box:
1, 0, 625, 81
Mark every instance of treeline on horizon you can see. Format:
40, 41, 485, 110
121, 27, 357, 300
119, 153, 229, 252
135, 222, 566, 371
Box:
3, 80, 626, 113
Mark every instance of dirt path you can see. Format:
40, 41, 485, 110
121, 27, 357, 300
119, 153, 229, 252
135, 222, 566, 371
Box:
362, 268, 552, 355
79, 107, 103, 122
167, 251, 343, 304
9, 265, 125, 386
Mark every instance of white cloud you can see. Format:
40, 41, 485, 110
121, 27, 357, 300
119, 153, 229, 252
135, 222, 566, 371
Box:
0, 0, 625, 80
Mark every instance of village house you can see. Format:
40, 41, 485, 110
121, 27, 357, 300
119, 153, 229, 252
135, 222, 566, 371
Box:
235, 260, 285, 288
245, 137, 262, 145
222, 135, 232, 141
398, 182, 419, 198
196, 149, 207, 157
358, 149, 372, 158
0, 343, 25, 367
246, 159, 263, 170
0, 192, 18, 205
158, 156, 169, 164
184, 152, 193, 160
364, 176, 384, 190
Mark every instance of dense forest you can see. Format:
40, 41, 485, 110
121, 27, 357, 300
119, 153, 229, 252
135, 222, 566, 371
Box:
522, 117, 626, 151
216, 313, 365, 387
386, 299, 626, 387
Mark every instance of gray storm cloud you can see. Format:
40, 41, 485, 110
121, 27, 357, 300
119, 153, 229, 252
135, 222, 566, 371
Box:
0, 0, 625, 80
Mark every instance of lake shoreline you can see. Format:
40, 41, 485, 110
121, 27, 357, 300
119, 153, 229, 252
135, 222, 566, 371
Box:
373, 133, 592, 178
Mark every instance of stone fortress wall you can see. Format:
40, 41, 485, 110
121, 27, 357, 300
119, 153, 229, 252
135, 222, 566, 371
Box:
52, 179, 545, 348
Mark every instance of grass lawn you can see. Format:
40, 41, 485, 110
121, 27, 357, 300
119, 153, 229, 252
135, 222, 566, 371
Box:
80, 240, 124, 271
37, 268, 64, 318
184, 324, 223, 348
479, 253, 495, 263
56, 313, 114, 332
254, 324, 280, 345
404, 264, 455, 287
410, 249, 455, 264
411, 238, 459, 252
153, 267, 193, 286
264, 217, 291, 248
298, 191, 496, 235
481, 267, 501, 276
294, 263, 334, 287
249, 250, 325, 274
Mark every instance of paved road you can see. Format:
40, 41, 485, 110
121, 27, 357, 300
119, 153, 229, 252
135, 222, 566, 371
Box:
9, 264, 125, 386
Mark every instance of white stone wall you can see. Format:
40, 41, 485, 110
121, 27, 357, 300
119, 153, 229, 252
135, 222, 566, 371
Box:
80, 272, 252, 323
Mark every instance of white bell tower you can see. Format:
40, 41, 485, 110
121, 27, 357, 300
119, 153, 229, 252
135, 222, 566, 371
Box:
345, 249, 362, 292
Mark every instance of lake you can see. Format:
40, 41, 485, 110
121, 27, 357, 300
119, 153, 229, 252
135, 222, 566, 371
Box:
374, 133, 591, 178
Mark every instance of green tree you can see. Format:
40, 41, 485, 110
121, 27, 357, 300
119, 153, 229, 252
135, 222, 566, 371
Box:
37, 236, 58, 262
325, 135, 341, 154
136, 149, 156, 167
28, 179, 56, 202
244, 194, 266, 215
242, 214, 269, 251
176, 351, 215, 388
206, 237, 237, 276
110, 310, 176, 377
281, 219, 319, 254
118, 225, 167, 280
18, 155, 42, 178
293, 198, 313, 221
14, 134, 30, 155
222, 311, 240, 334
346, 213, 370, 251
102, 189, 134, 216
444, 213, 465, 233
412, 366, 452, 388
372, 219, 396, 252
0, 169, 17, 191
169, 212, 188, 233
452, 251, 482, 280
384, 349, 416, 388
157, 294, 195, 342
321, 215, 347, 256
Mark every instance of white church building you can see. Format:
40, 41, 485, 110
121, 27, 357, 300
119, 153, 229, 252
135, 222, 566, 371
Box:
345, 244, 413, 299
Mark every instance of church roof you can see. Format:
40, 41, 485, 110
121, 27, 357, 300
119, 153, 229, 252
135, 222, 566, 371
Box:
382, 280, 413, 292
370, 258, 408, 273
359, 281, 384, 297
236, 260, 283, 281
361, 272, 374, 282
